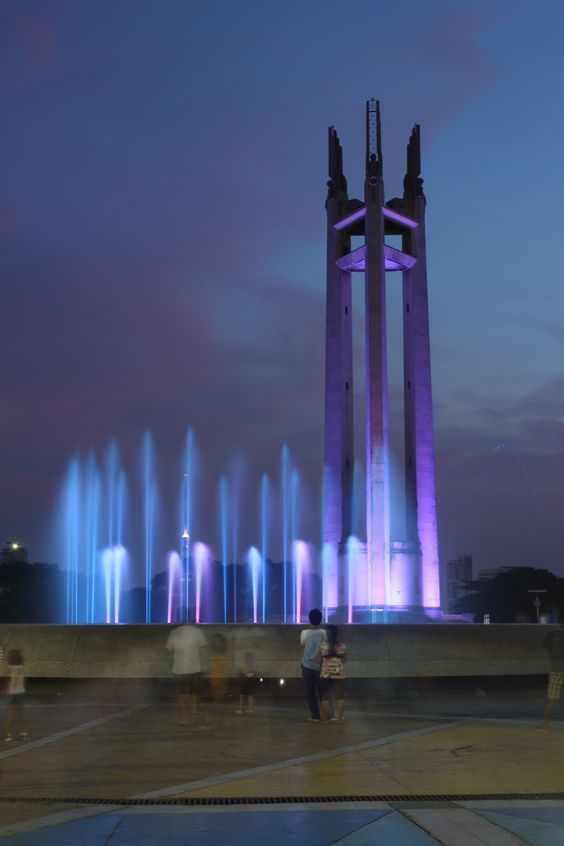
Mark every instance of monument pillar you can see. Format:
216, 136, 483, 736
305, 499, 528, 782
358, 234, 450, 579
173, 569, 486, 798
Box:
324, 128, 354, 559
401, 126, 440, 610
364, 100, 389, 607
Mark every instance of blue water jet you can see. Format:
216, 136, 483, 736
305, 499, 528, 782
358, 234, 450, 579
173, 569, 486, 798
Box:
219, 475, 228, 623
260, 474, 269, 624
142, 431, 155, 623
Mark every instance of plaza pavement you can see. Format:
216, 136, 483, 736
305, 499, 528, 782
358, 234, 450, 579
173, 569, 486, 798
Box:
0, 686, 564, 844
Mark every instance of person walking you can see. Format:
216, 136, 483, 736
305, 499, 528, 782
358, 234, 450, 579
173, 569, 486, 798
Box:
236, 651, 256, 715
300, 608, 325, 722
318, 625, 347, 722
165, 624, 208, 725
207, 632, 228, 725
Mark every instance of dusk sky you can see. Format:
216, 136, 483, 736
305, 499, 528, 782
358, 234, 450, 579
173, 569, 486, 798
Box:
2, 0, 564, 591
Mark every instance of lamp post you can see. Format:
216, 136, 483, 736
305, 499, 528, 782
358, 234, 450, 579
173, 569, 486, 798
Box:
527, 589, 547, 623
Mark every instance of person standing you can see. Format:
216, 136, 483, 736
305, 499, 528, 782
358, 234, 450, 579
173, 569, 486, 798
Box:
540, 613, 564, 728
300, 608, 325, 722
4, 649, 28, 741
318, 625, 347, 722
236, 651, 256, 715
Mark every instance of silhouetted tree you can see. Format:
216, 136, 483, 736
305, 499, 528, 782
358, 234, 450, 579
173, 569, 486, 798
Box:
454, 567, 564, 623
0, 561, 65, 622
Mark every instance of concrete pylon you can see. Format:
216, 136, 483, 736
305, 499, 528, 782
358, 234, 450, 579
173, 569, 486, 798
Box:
364, 99, 389, 607
399, 125, 440, 610
323, 101, 441, 618
324, 128, 354, 552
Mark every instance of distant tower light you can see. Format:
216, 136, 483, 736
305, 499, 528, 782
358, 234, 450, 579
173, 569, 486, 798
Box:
1, 539, 29, 565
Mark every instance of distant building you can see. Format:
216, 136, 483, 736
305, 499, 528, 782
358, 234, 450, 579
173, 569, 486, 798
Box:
446, 553, 473, 612
0, 538, 29, 565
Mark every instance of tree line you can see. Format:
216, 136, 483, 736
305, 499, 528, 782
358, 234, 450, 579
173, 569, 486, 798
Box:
454, 566, 564, 623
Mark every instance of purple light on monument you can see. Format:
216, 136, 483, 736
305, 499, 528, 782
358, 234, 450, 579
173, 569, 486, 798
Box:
321, 542, 337, 622
332, 205, 366, 230
332, 204, 418, 232
219, 476, 228, 624
346, 536, 361, 624
281, 445, 290, 624
290, 470, 300, 620
382, 205, 418, 229
421, 526, 441, 610
336, 243, 416, 273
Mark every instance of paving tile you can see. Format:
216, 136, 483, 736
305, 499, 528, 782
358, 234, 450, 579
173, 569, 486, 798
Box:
0, 813, 122, 846
335, 811, 440, 844
404, 808, 528, 845
336, 721, 564, 795
4, 806, 564, 846
115, 810, 391, 846
479, 807, 564, 824
0, 811, 390, 846
479, 810, 564, 846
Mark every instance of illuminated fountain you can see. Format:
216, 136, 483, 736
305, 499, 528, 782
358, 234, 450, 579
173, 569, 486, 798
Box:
57, 430, 324, 624
56, 420, 437, 625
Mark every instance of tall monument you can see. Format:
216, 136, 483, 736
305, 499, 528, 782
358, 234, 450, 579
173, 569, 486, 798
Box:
323, 99, 441, 618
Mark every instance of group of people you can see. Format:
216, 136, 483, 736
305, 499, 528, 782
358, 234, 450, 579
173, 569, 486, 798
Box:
300, 608, 346, 723
3, 619, 564, 737
165, 626, 256, 724
165, 612, 347, 725
299, 611, 564, 729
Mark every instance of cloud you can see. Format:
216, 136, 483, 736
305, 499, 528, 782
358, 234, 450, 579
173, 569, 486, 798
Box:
0, 206, 28, 233
400, 4, 504, 137
10, 10, 57, 65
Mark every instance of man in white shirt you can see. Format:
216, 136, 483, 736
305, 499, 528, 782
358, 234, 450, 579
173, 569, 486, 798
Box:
300, 609, 325, 721
166, 625, 208, 723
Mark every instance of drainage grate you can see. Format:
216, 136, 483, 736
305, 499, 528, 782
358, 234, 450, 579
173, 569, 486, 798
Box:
1, 793, 564, 807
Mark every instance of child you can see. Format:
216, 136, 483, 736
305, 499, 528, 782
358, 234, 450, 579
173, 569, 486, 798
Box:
4, 649, 28, 741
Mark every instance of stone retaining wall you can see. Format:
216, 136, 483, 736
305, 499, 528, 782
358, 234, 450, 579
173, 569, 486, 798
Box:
0, 624, 554, 679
